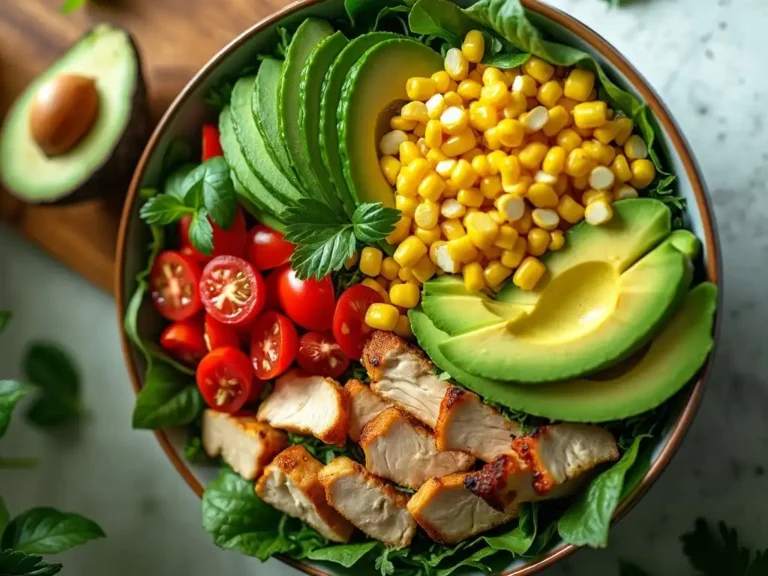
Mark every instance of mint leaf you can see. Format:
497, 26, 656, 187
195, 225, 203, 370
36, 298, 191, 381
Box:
290, 228, 357, 280
0, 549, 62, 575
0, 380, 30, 438
188, 209, 214, 256
182, 157, 236, 229
132, 361, 202, 429
1, 508, 104, 554
139, 194, 194, 225
307, 542, 380, 567
352, 203, 400, 243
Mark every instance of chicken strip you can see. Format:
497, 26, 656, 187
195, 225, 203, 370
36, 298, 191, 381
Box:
255, 445, 354, 543
362, 331, 448, 428
345, 379, 392, 442
257, 369, 350, 446
202, 409, 288, 480
435, 387, 521, 462
319, 456, 416, 547
359, 407, 475, 490
408, 472, 517, 544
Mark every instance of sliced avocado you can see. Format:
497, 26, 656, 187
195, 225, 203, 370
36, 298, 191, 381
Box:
299, 31, 349, 213
1, 24, 149, 203
253, 58, 300, 188
339, 38, 443, 207
320, 32, 400, 215
422, 293, 527, 336
409, 282, 717, 422
231, 173, 286, 233
440, 229, 699, 383
230, 76, 302, 206
279, 18, 334, 191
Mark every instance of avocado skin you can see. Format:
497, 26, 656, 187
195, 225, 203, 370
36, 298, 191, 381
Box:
1, 26, 150, 204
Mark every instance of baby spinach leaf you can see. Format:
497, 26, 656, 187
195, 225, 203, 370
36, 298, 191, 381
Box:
436, 546, 497, 576
0, 549, 62, 576
409, 0, 477, 45
132, 361, 203, 430
307, 542, 381, 567
1, 508, 105, 554
482, 503, 537, 555
0, 381, 31, 438
482, 49, 530, 68
557, 435, 647, 548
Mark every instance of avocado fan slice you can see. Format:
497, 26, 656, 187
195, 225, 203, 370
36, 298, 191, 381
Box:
409, 282, 717, 422
439, 230, 700, 383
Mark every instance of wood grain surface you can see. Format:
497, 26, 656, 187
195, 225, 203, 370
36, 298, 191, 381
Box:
0, 0, 288, 293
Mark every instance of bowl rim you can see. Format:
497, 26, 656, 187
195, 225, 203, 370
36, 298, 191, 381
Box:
115, 0, 721, 574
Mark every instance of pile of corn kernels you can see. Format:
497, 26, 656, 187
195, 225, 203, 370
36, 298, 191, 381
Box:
358, 30, 657, 334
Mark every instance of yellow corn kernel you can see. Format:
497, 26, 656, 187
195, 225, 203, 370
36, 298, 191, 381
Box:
443, 91, 463, 108
362, 278, 391, 304
556, 129, 583, 153
630, 158, 656, 189
440, 106, 469, 136
581, 189, 613, 206
480, 175, 503, 199
468, 102, 498, 132
499, 156, 521, 190
527, 182, 558, 208
494, 194, 525, 224
432, 71, 451, 93
518, 142, 549, 171
536, 80, 563, 109
447, 235, 479, 264
581, 139, 602, 161
526, 227, 550, 256
563, 68, 595, 102
379, 155, 401, 186
573, 126, 593, 141
386, 215, 413, 244
487, 209, 505, 225
418, 138, 430, 159
389, 281, 420, 309
571, 174, 589, 191
513, 256, 546, 290
466, 211, 499, 250
557, 195, 585, 224
565, 148, 595, 178
549, 229, 565, 251
365, 303, 399, 330
429, 241, 458, 273
503, 92, 528, 120
614, 183, 639, 200
399, 141, 422, 166
396, 158, 430, 196
483, 260, 512, 288
411, 255, 437, 283
479, 66, 505, 87
573, 101, 608, 129
596, 141, 616, 166
457, 79, 483, 101
501, 238, 526, 268
555, 97, 577, 114
390, 115, 417, 132
406, 77, 437, 101
542, 105, 571, 137
542, 146, 566, 176
466, 68, 482, 84
461, 30, 486, 63
426, 95, 447, 123
380, 257, 401, 281
462, 262, 485, 293
447, 80, 459, 92
584, 199, 614, 225
503, 67, 519, 84
470, 154, 493, 178
417, 172, 445, 202
512, 207, 533, 236
414, 200, 440, 229
398, 267, 417, 283
441, 129, 477, 157
461, 148, 483, 162
624, 135, 649, 161
414, 225, 442, 246
483, 126, 503, 151
443, 179, 460, 198
394, 315, 413, 338
613, 117, 634, 145
439, 198, 465, 220
435, 159, 457, 179
610, 154, 632, 183
527, 127, 549, 143
480, 82, 510, 108
493, 224, 520, 250
380, 129, 409, 155
554, 174, 570, 197
486, 150, 507, 175
345, 251, 360, 270
482, 244, 502, 260
444, 47, 470, 81
423, 120, 442, 150
523, 56, 554, 84
401, 101, 429, 124
496, 119, 524, 148
393, 235, 428, 268
594, 120, 619, 145
457, 187, 484, 207
450, 159, 478, 189
360, 247, 384, 277
427, 149, 450, 167
532, 208, 560, 231
505, 175, 531, 199
441, 218, 466, 241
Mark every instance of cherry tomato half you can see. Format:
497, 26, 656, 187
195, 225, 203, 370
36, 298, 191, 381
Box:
250, 311, 299, 380
246, 378, 267, 404
150, 251, 203, 322
202, 124, 223, 161
160, 318, 207, 365
200, 256, 266, 326
276, 266, 335, 331
204, 314, 240, 351
196, 347, 252, 413
179, 207, 247, 261
246, 224, 294, 271
297, 332, 350, 378
333, 284, 384, 359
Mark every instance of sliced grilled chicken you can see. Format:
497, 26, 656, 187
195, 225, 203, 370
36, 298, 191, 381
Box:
408, 472, 517, 544
345, 379, 392, 442
435, 387, 521, 462
466, 423, 619, 511
201, 409, 288, 480
359, 407, 474, 489
257, 369, 350, 446
255, 445, 354, 543
362, 331, 449, 428
319, 456, 417, 547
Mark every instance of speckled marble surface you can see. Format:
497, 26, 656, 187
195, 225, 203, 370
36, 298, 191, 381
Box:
1, 0, 766, 574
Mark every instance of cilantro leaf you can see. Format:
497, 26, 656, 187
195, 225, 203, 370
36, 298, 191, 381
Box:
182, 157, 236, 229
283, 199, 349, 245
138, 195, 194, 225
352, 203, 400, 243
0, 549, 62, 575
188, 209, 214, 256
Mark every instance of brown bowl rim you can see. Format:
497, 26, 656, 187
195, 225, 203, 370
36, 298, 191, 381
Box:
115, 1, 721, 574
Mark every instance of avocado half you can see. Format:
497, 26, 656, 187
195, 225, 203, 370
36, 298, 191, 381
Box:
0, 24, 149, 204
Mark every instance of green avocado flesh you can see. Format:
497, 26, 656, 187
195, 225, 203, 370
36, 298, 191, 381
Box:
422, 293, 526, 336
254, 58, 299, 188
1, 24, 142, 202
299, 31, 349, 213
232, 172, 286, 233
279, 18, 334, 191
409, 282, 717, 422
339, 38, 443, 207
320, 32, 400, 216
230, 76, 301, 206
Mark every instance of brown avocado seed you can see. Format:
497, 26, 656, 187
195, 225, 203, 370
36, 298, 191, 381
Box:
28, 74, 100, 157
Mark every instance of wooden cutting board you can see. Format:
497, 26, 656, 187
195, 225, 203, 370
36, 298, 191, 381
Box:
0, 0, 288, 294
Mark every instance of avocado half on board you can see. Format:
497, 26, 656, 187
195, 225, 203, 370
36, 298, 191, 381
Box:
0, 24, 149, 204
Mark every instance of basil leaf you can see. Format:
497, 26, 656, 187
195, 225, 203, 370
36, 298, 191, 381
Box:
558, 435, 647, 548
0, 381, 31, 438
138, 194, 194, 225
0, 549, 62, 576
290, 228, 357, 280
483, 502, 537, 555
0, 311, 11, 334
352, 203, 401, 243
307, 542, 380, 567
1, 508, 104, 554
164, 163, 198, 200
132, 361, 203, 429
202, 467, 292, 560
188, 209, 214, 256
182, 157, 237, 229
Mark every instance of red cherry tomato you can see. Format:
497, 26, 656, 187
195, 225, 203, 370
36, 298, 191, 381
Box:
196, 347, 252, 413
200, 256, 266, 326
245, 224, 294, 271
246, 378, 267, 403
204, 314, 240, 351
332, 284, 384, 359
276, 266, 335, 331
149, 251, 202, 322
297, 332, 350, 378
202, 124, 223, 161
179, 208, 247, 260
159, 318, 207, 365
263, 269, 282, 312
250, 311, 299, 380
180, 244, 208, 264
